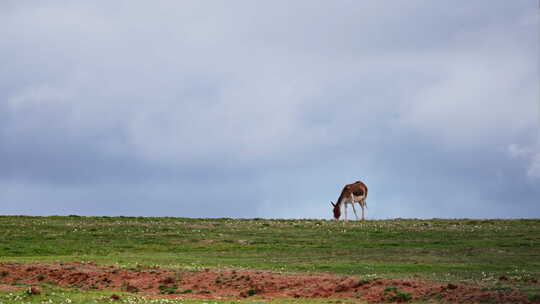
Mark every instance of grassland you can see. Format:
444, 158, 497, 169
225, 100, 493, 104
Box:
1, 216, 539, 303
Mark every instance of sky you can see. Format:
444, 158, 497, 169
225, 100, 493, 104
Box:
0, 1, 539, 219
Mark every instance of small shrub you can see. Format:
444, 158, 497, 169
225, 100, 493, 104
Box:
243, 289, 258, 297
159, 284, 178, 294
36, 274, 45, 281
383, 286, 412, 302
384, 286, 397, 293
528, 293, 539, 302
395, 291, 412, 302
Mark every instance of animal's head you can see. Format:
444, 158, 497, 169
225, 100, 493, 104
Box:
331, 201, 340, 220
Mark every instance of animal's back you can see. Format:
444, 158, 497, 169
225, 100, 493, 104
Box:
339, 181, 368, 204
351, 181, 368, 197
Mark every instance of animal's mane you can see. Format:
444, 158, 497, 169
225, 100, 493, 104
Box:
336, 184, 350, 206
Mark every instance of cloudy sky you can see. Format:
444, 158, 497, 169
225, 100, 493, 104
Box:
1, 1, 538, 219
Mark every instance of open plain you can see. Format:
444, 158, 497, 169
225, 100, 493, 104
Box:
0, 216, 539, 303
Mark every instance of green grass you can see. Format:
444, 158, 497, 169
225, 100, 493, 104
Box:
0, 288, 363, 304
0, 216, 539, 303
1, 216, 539, 280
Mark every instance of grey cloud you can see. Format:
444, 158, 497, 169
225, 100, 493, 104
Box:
0, 1, 538, 218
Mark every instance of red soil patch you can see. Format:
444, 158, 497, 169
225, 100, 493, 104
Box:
0, 262, 536, 303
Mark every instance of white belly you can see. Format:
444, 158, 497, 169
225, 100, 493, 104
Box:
353, 194, 365, 202
343, 195, 365, 204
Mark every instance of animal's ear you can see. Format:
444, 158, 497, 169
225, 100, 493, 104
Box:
330, 201, 335, 207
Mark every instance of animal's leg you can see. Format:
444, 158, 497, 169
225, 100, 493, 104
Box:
350, 194, 359, 220
361, 200, 365, 220
344, 203, 348, 222
351, 204, 359, 220
350, 199, 359, 221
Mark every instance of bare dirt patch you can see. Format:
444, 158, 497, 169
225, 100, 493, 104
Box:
0, 262, 536, 303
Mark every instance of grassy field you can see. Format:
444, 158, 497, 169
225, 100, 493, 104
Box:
1, 216, 539, 303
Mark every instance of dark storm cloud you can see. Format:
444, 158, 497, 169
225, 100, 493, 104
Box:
0, 1, 538, 218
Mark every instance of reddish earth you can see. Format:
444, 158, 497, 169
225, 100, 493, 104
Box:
0, 262, 537, 303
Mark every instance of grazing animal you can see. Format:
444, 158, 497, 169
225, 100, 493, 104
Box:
331, 181, 368, 221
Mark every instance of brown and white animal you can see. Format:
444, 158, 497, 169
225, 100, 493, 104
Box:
331, 181, 368, 221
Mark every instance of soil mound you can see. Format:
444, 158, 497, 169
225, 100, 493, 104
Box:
0, 262, 535, 303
